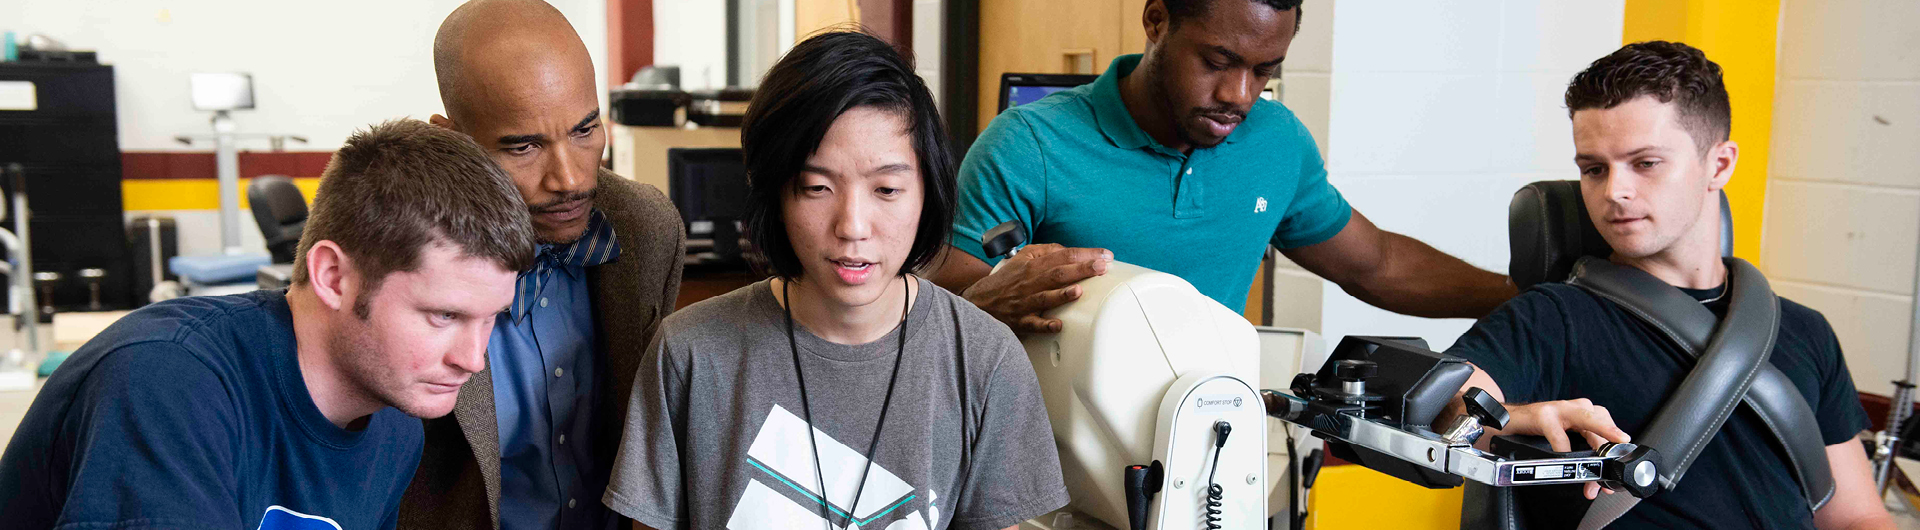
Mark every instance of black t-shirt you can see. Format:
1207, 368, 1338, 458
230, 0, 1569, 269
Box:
0, 290, 424, 529
1447, 283, 1869, 529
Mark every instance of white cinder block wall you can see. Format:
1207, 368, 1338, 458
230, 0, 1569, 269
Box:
9, 0, 609, 151
1269, 1, 1625, 350
1267, 0, 1334, 333
1762, 0, 1920, 397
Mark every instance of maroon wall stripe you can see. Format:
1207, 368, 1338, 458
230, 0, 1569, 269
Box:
122, 151, 335, 180
608, 0, 654, 88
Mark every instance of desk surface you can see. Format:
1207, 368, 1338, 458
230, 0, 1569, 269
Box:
0, 310, 132, 455
0, 378, 47, 454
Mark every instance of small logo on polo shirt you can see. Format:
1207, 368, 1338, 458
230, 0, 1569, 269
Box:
1254, 197, 1268, 213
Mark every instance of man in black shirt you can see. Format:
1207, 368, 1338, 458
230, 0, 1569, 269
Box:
1440, 42, 1891, 529
0, 120, 538, 529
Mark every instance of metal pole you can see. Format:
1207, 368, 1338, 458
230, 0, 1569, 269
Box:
213, 110, 242, 254
1874, 220, 1920, 493
1905, 227, 1920, 387
8, 164, 39, 356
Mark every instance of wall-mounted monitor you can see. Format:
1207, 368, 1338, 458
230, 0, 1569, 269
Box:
190, 72, 255, 111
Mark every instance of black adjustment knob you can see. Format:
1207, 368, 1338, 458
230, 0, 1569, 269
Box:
1334, 359, 1376, 382
1462, 387, 1510, 430
1290, 373, 1318, 397
980, 220, 1029, 260
1601, 444, 1662, 498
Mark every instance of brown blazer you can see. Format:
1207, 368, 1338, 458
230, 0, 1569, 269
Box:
398, 170, 685, 529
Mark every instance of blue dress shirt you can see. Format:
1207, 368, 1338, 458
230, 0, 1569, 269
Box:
491, 211, 620, 530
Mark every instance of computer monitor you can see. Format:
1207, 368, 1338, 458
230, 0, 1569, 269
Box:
997, 73, 1098, 113
667, 147, 750, 262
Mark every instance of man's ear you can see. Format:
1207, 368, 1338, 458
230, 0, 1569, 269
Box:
1706, 139, 1739, 193
304, 240, 357, 312
429, 114, 457, 131
1143, 0, 1170, 46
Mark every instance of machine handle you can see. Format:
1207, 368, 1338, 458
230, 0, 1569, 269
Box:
1123, 460, 1163, 530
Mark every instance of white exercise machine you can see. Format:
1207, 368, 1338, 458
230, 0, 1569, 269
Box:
975, 222, 1662, 530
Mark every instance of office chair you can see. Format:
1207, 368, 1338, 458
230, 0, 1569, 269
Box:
248, 175, 306, 264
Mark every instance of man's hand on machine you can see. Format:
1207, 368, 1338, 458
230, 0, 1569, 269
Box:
1446, 366, 1631, 499
961, 243, 1113, 333
1495, 399, 1633, 499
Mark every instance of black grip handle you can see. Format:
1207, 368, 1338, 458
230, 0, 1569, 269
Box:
1123, 461, 1163, 530
1302, 448, 1325, 489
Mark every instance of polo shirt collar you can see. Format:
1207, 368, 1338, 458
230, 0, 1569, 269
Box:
1089, 53, 1247, 153
1090, 54, 1155, 150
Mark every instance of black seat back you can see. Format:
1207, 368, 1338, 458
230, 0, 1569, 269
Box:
248, 175, 307, 264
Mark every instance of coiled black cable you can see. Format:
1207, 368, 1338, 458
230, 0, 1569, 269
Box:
1205, 421, 1232, 530
1204, 482, 1224, 529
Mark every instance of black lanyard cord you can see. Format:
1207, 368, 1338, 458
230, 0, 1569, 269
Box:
785, 275, 911, 529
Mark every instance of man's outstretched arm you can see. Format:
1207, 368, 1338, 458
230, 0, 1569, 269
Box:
1282, 208, 1516, 319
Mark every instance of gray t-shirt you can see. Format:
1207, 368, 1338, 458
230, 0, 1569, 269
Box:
604, 277, 1068, 530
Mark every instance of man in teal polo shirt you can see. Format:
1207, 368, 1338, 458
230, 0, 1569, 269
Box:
933, 0, 1517, 333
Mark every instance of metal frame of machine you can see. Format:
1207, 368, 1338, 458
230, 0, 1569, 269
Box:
1263, 336, 1660, 501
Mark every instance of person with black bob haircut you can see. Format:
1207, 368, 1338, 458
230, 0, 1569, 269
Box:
603, 30, 1069, 530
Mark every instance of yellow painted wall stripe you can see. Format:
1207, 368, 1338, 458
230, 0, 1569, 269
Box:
122, 177, 322, 211
1623, 0, 1781, 265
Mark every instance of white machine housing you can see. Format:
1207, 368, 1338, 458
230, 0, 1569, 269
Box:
1022, 261, 1275, 529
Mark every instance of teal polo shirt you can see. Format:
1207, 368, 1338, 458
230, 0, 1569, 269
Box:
952, 54, 1351, 312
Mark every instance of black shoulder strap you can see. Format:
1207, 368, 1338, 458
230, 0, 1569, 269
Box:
1567, 257, 1834, 512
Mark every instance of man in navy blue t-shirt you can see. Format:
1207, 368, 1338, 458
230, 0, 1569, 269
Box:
1440, 43, 1892, 529
0, 119, 538, 530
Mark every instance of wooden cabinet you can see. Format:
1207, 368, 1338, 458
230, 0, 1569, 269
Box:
795, 0, 859, 39
977, 0, 1148, 132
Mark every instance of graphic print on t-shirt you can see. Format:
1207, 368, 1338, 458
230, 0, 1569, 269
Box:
729, 405, 939, 530
257, 506, 343, 530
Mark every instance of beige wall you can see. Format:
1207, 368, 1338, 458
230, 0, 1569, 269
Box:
1762, 0, 1920, 397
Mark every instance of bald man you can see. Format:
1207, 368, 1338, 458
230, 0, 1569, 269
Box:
400, 2, 686, 530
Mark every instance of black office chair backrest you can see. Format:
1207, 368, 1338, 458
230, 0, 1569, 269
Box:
1508, 180, 1731, 290
249, 175, 308, 264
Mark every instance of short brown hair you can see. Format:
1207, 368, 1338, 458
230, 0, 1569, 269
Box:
292, 119, 536, 309
1566, 40, 1732, 154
